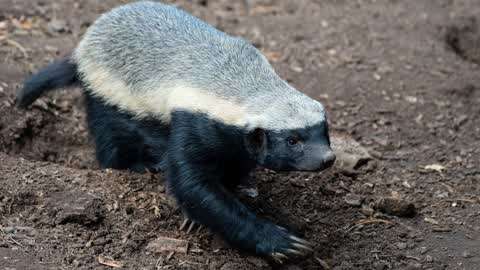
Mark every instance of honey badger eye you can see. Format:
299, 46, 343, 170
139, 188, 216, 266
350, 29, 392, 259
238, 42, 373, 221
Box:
287, 136, 300, 146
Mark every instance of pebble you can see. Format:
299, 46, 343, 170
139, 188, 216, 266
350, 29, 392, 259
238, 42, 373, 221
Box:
47, 19, 67, 33
462, 250, 472, 258
396, 242, 407, 250
374, 197, 416, 217
330, 133, 372, 174
46, 191, 105, 226
344, 193, 364, 207
2, 227, 16, 234
360, 205, 375, 216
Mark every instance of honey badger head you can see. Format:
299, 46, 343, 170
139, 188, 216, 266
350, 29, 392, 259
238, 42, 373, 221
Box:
243, 94, 335, 172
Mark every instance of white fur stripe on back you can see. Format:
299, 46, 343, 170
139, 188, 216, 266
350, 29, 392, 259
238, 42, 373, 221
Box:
78, 62, 248, 126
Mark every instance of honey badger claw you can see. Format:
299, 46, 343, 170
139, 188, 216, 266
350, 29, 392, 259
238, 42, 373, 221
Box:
180, 218, 195, 232
271, 252, 288, 264
292, 242, 314, 252
187, 221, 196, 233
286, 248, 305, 256
267, 234, 314, 263
290, 235, 312, 246
179, 218, 189, 231
179, 218, 204, 234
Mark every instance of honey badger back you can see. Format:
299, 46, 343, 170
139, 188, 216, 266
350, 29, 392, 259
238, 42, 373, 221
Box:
17, 1, 335, 260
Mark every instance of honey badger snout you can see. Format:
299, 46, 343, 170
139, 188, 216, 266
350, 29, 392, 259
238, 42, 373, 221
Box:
295, 144, 335, 171
322, 148, 336, 168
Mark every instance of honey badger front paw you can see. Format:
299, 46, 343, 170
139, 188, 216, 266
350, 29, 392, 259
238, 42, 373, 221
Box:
253, 221, 313, 263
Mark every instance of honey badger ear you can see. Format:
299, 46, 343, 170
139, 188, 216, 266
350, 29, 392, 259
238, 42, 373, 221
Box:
244, 128, 267, 157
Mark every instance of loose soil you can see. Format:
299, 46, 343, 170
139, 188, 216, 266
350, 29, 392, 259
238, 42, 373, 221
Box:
1, 0, 479, 269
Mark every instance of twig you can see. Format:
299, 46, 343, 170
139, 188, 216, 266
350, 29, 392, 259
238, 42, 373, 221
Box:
315, 257, 331, 269
356, 218, 393, 225
405, 255, 421, 261
6, 235, 24, 248
5, 38, 28, 58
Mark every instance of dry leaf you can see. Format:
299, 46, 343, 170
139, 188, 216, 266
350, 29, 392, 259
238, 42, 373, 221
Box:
262, 50, 282, 62
98, 256, 124, 268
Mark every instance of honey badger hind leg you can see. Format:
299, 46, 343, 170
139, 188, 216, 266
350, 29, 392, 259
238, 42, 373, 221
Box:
84, 91, 169, 173
166, 111, 313, 261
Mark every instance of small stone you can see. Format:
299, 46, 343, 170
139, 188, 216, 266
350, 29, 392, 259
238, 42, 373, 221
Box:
360, 205, 375, 216
396, 242, 407, 250
405, 96, 418, 103
425, 255, 433, 262
462, 250, 472, 258
47, 19, 67, 33
373, 197, 416, 217
344, 193, 364, 207
328, 49, 337, 56
3, 227, 15, 234
47, 191, 105, 226
85, 240, 93, 248
0, 21, 7, 30
330, 133, 372, 174
424, 217, 439, 225
419, 247, 428, 254
290, 65, 303, 73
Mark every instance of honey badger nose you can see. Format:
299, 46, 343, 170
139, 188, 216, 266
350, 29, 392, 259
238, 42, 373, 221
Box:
322, 150, 336, 169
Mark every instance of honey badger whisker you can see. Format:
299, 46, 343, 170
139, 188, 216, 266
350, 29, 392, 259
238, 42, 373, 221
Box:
16, 1, 334, 260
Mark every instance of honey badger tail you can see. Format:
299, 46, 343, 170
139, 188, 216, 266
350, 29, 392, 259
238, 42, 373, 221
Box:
16, 56, 79, 108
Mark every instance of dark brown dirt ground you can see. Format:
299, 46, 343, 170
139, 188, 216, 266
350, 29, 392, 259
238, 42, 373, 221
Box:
1, 0, 480, 269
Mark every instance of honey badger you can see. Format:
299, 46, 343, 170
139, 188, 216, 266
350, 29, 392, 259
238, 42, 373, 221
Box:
16, 1, 335, 261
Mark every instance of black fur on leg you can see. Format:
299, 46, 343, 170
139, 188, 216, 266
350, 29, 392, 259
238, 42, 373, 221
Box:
166, 111, 311, 258
84, 91, 169, 172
